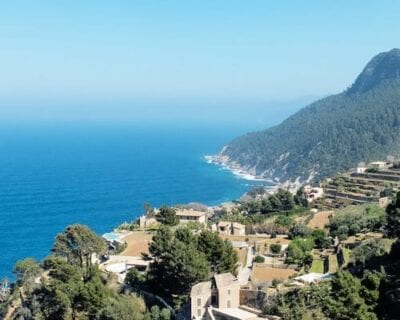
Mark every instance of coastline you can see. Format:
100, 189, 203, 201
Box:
204, 152, 303, 194
204, 153, 278, 190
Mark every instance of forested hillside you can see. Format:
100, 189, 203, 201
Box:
219, 49, 400, 183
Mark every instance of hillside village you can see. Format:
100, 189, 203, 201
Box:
92, 158, 400, 320
1, 159, 400, 320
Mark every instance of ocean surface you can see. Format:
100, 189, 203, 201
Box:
0, 123, 270, 278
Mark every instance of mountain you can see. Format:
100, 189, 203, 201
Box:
215, 49, 400, 183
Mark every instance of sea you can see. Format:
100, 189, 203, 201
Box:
0, 122, 272, 279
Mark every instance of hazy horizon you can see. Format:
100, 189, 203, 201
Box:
1, 1, 399, 124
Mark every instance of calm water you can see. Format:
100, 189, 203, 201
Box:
0, 123, 267, 278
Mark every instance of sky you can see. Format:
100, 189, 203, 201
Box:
0, 0, 399, 125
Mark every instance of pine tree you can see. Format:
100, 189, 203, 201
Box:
385, 192, 400, 238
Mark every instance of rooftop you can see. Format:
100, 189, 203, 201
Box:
213, 308, 262, 320
370, 161, 387, 165
214, 273, 238, 289
176, 209, 207, 217
105, 255, 150, 267
218, 221, 231, 227
232, 222, 245, 229
191, 280, 211, 296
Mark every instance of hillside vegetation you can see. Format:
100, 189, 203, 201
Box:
219, 49, 400, 183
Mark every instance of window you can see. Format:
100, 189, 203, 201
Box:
227, 300, 231, 308
197, 298, 201, 307
197, 309, 202, 317
228, 289, 231, 295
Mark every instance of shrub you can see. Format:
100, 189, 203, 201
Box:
271, 278, 283, 288
349, 223, 361, 235
311, 229, 331, 249
288, 223, 311, 239
270, 244, 282, 254
253, 255, 265, 263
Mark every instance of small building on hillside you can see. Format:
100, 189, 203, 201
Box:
304, 185, 324, 202
191, 273, 242, 319
176, 209, 208, 225
139, 215, 158, 229
369, 161, 388, 170
217, 221, 232, 235
101, 255, 150, 283
379, 197, 389, 208
217, 221, 246, 236
232, 222, 246, 236
356, 166, 367, 173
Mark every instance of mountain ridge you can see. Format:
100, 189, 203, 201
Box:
215, 49, 400, 184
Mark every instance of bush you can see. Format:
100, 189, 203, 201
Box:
270, 244, 282, 254
253, 255, 265, 263
286, 237, 314, 266
349, 223, 361, 235
271, 278, 283, 288
311, 229, 331, 249
288, 223, 311, 239
329, 205, 385, 240
125, 268, 145, 287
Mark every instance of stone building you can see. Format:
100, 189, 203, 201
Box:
190, 273, 241, 319
217, 221, 246, 236
176, 209, 208, 225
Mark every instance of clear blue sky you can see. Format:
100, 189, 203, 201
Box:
0, 1, 399, 124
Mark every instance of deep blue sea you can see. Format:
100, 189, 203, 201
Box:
0, 123, 269, 278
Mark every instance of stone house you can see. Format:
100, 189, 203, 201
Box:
190, 273, 241, 319
176, 209, 208, 225
217, 221, 246, 236
304, 185, 324, 202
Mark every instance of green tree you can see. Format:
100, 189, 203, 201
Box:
276, 189, 296, 211
52, 224, 106, 273
197, 230, 238, 274
13, 258, 41, 287
385, 191, 400, 238
125, 268, 145, 288
98, 295, 147, 320
148, 227, 210, 302
328, 271, 377, 320
175, 226, 197, 245
288, 223, 311, 239
286, 237, 314, 266
294, 187, 308, 207
39, 287, 73, 320
158, 206, 179, 226
311, 229, 331, 249
147, 225, 174, 258
286, 242, 305, 265
361, 271, 382, 309
150, 305, 171, 320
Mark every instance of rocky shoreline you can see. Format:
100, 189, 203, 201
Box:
204, 153, 273, 183
205, 151, 303, 193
